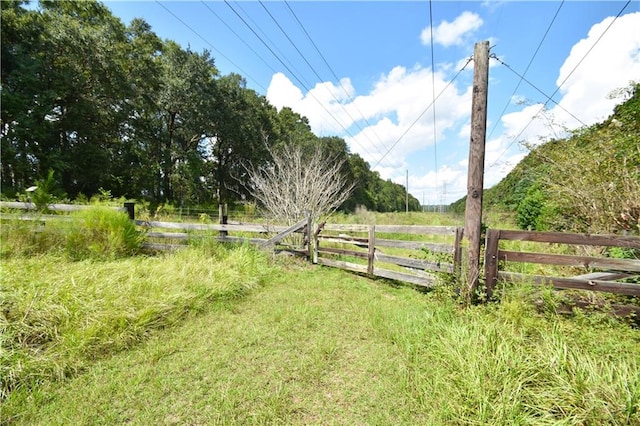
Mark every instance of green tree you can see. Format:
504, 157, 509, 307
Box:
154, 41, 218, 204
205, 74, 276, 205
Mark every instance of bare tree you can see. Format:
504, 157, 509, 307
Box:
246, 142, 355, 225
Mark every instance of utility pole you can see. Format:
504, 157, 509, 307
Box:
405, 170, 409, 213
463, 40, 490, 303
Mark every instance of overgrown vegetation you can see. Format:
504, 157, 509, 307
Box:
1, 207, 143, 260
0, 241, 272, 404
4, 267, 638, 424
451, 83, 640, 236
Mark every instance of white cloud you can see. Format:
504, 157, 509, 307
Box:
266, 63, 472, 170
266, 12, 640, 206
494, 12, 640, 155
554, 11, 640, 126
420, 11, 484, 48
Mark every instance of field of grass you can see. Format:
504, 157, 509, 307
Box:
2, 209, 639, 424
3, 254, 639, 424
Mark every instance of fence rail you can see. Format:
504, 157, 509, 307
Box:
2, 201, 639, 301
313, 223, 463, 288
485, 229, 640, 297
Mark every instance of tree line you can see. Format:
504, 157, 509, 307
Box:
1, 0, 421, 212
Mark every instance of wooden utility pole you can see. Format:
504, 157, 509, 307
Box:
405, 170, 409, 213
463, 41, 490, 303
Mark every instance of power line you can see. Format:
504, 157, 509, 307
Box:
259, 1, 389, 160
154, 1, 266, 92
232, 1, 312, 90
199, 1, 278, 76
283, 0, 392, 159
373, 56, 473, 169
490, 55, 587, 127
486, 0, 565, 141
429, 0, 438, 199
489, 0, 632, 168
223, 0, 375, 159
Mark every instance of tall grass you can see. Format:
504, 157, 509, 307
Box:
0, 243, 272, 401
1, 207, 143, 260
6, 267, 638, 424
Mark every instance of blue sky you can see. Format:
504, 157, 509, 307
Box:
104, 1, 640, 205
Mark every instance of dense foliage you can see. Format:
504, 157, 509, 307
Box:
0, 0, 420, 212
451, 83, 640, 234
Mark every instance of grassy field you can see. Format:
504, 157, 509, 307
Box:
3, 253, 639, 424
2, 208, 639, 424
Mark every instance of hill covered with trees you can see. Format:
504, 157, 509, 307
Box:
451, 83, 640, 235
1, 1, 420, 213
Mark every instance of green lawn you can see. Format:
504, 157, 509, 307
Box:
5, 255, 639, 425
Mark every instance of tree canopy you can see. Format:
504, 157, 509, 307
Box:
1, 0, 421, 213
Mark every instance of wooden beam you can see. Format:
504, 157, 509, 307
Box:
463, 40, 490, 302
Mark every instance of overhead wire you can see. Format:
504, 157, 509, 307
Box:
223, 0, 376, 160
154, 1, 267, 92
489, 0, 631, 168
373, 56, 474, 169
428, 0, 438, 199
486, 0, 565, 142
282, 0, 393, 160
491, 55, 587, 127
260, 0, 391, 161
199, 1, 278, 76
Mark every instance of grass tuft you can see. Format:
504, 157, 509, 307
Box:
0, 244, 272, 403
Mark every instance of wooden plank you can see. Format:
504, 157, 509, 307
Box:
1, 214, 73, 222
373, 267, 435, 287
497, 229, 640, 249
375, 239, 453, 253
373, 225, 459, 235
317, 247, 368, 259
321, 224, 369, 233
217, 236, 268, 245
484, 229, 501, 298
261, 216, 309, 247
0, 201, 124, 212
376, 253, 454, 273
136, 220, 288, 233
498, 250, 640, 273
146, 232, 189, 239
497, 271, 640, 296
317, 257, 368, 274
573, 271, 636, 281
317, 235, 369, 246
367, 225, 376, 275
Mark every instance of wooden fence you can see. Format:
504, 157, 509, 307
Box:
313, 223, 463, 288
2, 201, 639, 300
485, 229, 640, 297
138, 216, 311, 256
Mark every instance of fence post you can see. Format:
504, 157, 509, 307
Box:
367, 225, 376, 275
124, 202, 135, 221
306, 212, 312, 261
484, 229, 500, 299
313, 222, 325, 264
453, 227, 464, 280
219, 203, 228, 239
